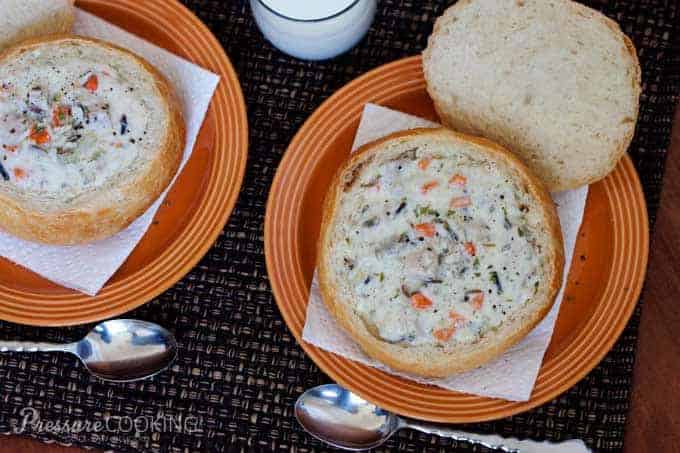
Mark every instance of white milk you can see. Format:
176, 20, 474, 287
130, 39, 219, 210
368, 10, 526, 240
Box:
250, 0, 377, 60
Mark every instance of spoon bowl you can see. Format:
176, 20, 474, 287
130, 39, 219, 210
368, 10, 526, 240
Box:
295, 384, 398, 450
77, 319, 178, 382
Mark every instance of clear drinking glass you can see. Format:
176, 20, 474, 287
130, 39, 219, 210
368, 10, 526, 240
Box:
250, 0, 377, 61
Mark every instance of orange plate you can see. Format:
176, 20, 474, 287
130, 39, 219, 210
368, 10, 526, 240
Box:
265, 56, 649, 422
0, 0, 248, 326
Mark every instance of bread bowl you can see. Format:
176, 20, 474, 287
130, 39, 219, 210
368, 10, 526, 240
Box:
0, 35, 184, 244
423, 0, 641, 191
318, 128, 564, 377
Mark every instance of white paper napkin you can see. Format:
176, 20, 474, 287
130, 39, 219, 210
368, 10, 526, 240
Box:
302, 104, 588, 402
0, 9, 220, 296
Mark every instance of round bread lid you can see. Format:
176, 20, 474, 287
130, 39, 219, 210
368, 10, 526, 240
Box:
259, 0, 358, 21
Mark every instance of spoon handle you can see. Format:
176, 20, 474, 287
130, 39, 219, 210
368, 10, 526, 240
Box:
403, 419, 591, 452
0, 341, 76, 353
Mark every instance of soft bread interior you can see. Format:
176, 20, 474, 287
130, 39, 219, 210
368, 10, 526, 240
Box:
0, 0, 74, 51
423, 0, 640, 191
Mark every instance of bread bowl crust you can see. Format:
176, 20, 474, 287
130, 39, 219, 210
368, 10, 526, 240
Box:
422, 0, 641, 192
318, 128, 564, 378
0, 35, 184, 244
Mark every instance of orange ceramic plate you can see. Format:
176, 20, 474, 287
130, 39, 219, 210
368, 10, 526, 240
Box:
265, 56, 649, 422
0, 0, 248, 326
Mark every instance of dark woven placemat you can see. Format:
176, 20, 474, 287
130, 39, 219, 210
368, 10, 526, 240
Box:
1, 0, 678, 451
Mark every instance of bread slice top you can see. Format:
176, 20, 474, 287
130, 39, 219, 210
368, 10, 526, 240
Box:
423, 0, 641, 191
0, 0, 74, 52
318, 128, 564, 377
0, 35, 178, 214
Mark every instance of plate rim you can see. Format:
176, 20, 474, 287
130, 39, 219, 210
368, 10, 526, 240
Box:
264, 55, 649, 422
0, 0, 249, 326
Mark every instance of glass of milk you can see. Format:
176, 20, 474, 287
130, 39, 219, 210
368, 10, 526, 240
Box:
250, 0, 377, 61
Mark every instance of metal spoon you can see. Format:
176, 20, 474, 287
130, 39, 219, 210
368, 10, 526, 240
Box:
0, 319, 177, 382
295, 384, 591, 452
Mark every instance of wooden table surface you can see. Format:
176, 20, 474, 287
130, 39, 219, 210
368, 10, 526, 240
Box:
2, 109, 679, 453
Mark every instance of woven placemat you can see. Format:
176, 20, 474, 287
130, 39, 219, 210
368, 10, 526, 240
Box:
1, 0, 679, 451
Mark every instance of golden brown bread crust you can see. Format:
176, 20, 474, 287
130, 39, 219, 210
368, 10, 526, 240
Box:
0, 35, 185, 245
318, 128, 564, 378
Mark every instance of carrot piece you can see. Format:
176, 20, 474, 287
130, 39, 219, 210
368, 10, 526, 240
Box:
29, 126, 50, 145
464, 241, 476, 256
51, 106, 71, 127
410, 293, 433, 310
414, 223, 436, 237
449, 311, 467, 325
449, 174, 467, 186
470, 292, 484, 310
418, 157, 431, 170
450, 196, 471, 208
83, 74, 99, 92
433, 327, 456, 342
421, 180, 439, 194
13, 167, 26, 180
